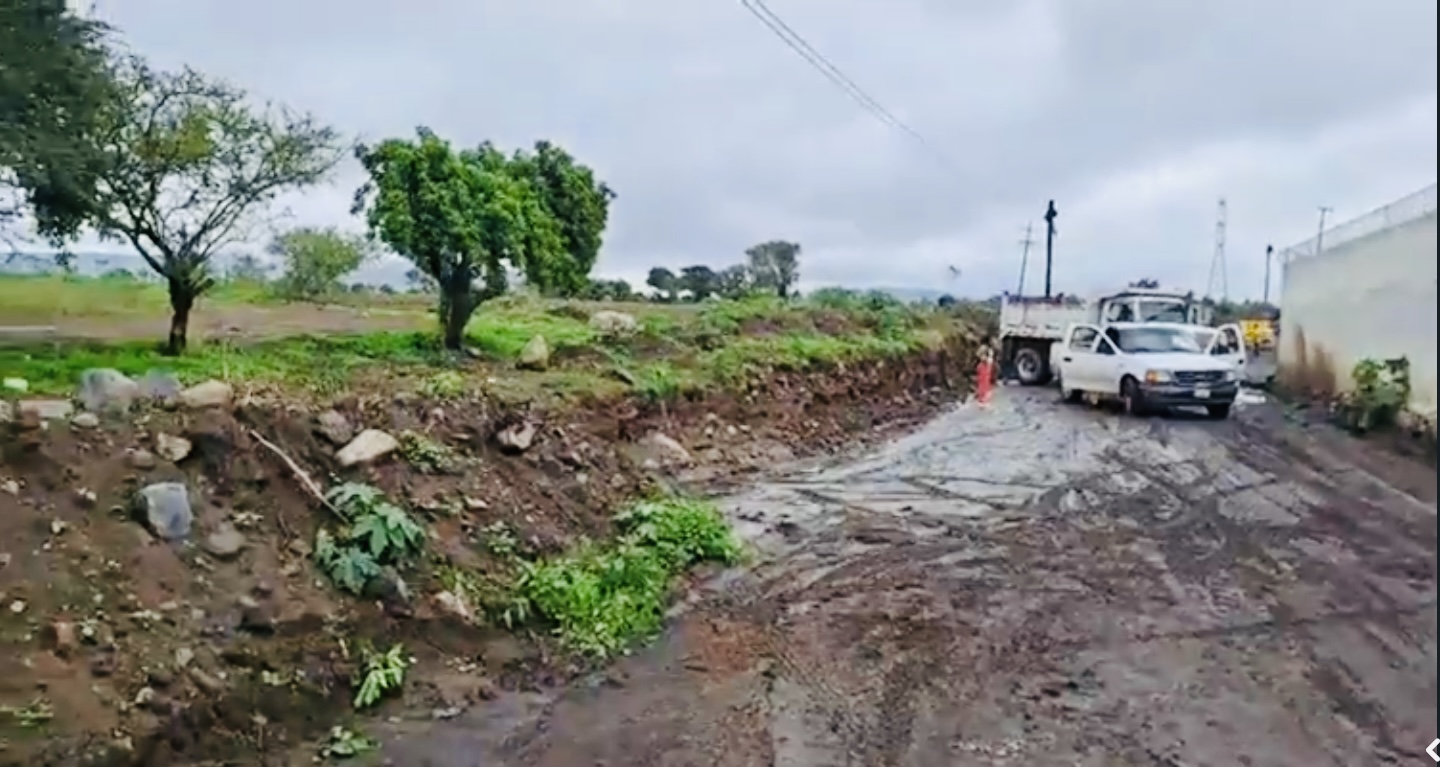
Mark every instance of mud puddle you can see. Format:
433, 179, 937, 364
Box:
363, 388, 1437, 767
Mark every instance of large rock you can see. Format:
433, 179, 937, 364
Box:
137, 370, 183, 401
588, 310, 638, 337
495, 421, 537, 454
517, 335, 550, 371
179, 380, 233, 409
18, 399, 73, 421
155, 433, 193, 463
136, 482, 193, 540
337, 429, 400, 467
314, 410, 354, 446
643, 432, 693, 466
78, 369, 140, 413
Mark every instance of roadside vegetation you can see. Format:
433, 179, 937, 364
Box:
0, 2, 980, 763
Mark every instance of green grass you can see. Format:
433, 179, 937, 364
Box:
508, 496, 741, 657
0, 332, 447, 395
0, 277, 955, 399
0, 274, 279, 321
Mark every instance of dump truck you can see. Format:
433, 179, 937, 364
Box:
998, 286, 1215, 385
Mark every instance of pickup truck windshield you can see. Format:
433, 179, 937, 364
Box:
1110, 327, 1204, 354
1136, 300, 1190, 323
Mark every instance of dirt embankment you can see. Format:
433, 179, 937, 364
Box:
0, 335, 977, 766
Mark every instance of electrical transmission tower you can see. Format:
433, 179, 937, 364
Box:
1207, 198, 1229, 301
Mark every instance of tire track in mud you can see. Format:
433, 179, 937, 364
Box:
369, 390, 1437, 767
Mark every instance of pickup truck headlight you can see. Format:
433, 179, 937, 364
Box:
1143, 369, 1173, 384
1222, 370, 1237, 382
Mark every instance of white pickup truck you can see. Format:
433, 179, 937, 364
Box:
1054, 321, 1247, 419
999, 286, 1215, 385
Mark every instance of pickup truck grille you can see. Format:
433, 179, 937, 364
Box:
1174, 370, 1227, 385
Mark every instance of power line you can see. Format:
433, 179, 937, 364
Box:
1016, 222, 1034, 295
738, 0, 959, 171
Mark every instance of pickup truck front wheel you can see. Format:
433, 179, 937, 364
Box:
1120, 376, 1150, 416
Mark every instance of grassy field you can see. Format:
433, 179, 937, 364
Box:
0, 274, 953, 402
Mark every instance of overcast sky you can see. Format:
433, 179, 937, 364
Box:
80, 0, 1437, 299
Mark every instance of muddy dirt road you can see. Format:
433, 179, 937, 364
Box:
366, 389, 1437, 767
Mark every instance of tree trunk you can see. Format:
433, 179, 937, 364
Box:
165, 281, 195, 355
440, 287, 475, 350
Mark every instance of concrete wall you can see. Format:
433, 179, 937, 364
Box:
1279, 209, 1438, 416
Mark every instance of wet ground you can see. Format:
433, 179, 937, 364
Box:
364, 387, 1437, 767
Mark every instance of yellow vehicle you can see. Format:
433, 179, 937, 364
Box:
1239, 319, 1277, 351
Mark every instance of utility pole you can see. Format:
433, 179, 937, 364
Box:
1016, 222, 1035, 295
1207, 198, 1229, 301
1315, 206, 1332, 255
1263, 244, 1274, 304
1043, 200, 1058, 298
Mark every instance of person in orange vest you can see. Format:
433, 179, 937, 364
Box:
976, 344, 996, 404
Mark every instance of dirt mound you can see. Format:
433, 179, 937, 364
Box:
0, 337, 977, 765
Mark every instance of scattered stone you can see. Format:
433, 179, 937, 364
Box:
644, 432, 693, 466
75, 488, 98, 507
237, 596, 276, 634
8, 599, 25, 614
77, 369, 140, 413
89, 649, 117, 677
517, 334, 551, 371
2, 479, 18, 495
47, 620, 77, 658
433, 591, 473, 622
588, 310, 638, 337
432, 706, 464, 720
155, 433, 193, 463
174, 647, 195, 669
137, 370, 182, 401
135, 482, 193, 540
0, 401, 11, 423
202, 522, 246, 560
188, 666, 226, 694
314, 410, 354, 446
18, 399, 73, 421
336, 429, 399, 467
70, 412, 100, 429
495, 421, 537, 454
126, 449, 158, 470
178, 380, 233, 409
464, 496, 489, 511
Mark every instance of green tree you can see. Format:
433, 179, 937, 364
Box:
28, 57, 344, 353
269, 226, 373, 300
679, 264, 719, 301
744, 240, 801, 298
715, 264, 751, 299
353, 129, 564, 350
646, 266, 679, 302
0, 0, 116, 247
226, 252, 271, 282
580, 278, 636, 302
504, 141, 614, 296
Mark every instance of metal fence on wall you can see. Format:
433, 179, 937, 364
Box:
1281, 182, 1438, 263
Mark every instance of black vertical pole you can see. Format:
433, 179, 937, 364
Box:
1043, 200, 1058, 298
1263, 244, 1273, 304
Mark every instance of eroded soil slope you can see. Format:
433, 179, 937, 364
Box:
0, 346, 971, 766
373, 389, 1437, 767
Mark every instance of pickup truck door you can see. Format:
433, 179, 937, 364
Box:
1058, 323, 1103, 391
1205, 323, 1247, 374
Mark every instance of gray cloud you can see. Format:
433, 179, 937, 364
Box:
82, 0, 1437, 298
